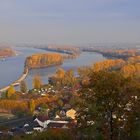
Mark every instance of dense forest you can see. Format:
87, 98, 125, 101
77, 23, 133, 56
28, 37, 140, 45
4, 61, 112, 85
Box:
92, 55, 140, 77
25, 53, 63, 69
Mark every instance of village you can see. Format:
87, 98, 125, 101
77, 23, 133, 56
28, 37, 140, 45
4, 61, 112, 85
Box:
0, 47, 140, 139
0, 74, 78, 139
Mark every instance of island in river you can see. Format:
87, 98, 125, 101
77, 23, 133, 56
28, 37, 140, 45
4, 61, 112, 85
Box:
25, 53, 64, 69
0, 51, 79, 92
0, 46, 16, 58
0, 46, 106, 90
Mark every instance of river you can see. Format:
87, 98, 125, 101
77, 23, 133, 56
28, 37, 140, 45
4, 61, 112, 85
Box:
0, 46, 106, 90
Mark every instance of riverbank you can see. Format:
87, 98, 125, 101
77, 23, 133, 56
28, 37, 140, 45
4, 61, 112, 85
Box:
0, 55, 63, 92
0, 59, 64, 92
0, 47, 106, 91
0, 67, 29, 92
25, 53, 64, 69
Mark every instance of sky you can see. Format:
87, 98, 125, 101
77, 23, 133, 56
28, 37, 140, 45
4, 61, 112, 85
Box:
0, 0, 140, 45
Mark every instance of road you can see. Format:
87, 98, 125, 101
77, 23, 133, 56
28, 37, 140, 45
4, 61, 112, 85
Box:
0, 116, 33, 128
0, 68, 28, 92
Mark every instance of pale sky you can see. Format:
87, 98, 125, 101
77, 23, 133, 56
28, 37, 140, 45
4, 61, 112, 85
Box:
0, 0, 140, 45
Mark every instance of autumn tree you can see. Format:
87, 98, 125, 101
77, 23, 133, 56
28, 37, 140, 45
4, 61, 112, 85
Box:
56, 68, 65, 79
49, 68, 65, 87
76, 71, 140, 140
57, 99, 64, 108
26, 53, 63, 69
7, 85, 16, 98
20, 80, 28, 93
121, 63, 140, 77
33, 74, 42, 89
92, 59, 125, 72
29, 99, 35, 114
60, 69, 77, 87
0, 99, 28, 111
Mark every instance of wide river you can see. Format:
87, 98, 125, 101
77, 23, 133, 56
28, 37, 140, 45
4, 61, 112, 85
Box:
0, 47, 106, 89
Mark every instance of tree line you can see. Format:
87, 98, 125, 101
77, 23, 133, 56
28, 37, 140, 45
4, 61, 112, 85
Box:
25, 53, 63, 69
92, 55, 140, 78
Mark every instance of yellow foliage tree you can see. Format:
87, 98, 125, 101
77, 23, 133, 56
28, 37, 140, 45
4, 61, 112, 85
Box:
92, 59, 125, 72
26, 53, 63, 69
56, 68, 65, 79
29, 99, 35, 114
7, 86, 16, 98
121, 63, 140, 77
33, 74, 42, 89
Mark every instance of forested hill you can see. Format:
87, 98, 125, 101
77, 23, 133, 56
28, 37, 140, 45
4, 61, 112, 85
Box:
25, 53, 63, 69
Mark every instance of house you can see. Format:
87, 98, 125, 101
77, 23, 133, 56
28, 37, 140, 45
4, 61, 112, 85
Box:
47, 122, 69, 129
55, 115, 61, 119
66, 109, 76, 119
33, 118, 43, 128
59, 110, 66, 117
0, 131, 3, 136
23, 124, 33, 134
33, 117, 76, 130
47, 120, 76, 130
33, 118, 44, 132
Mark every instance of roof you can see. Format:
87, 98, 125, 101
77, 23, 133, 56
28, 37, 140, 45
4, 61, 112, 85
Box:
37, 115, 49, 122
33, 119, 44, 127
47, 121, 76, 129
47, 122, 68, 129
66, 109, 76, 119
24, 126, 33, 132
33, 121, 42, 127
